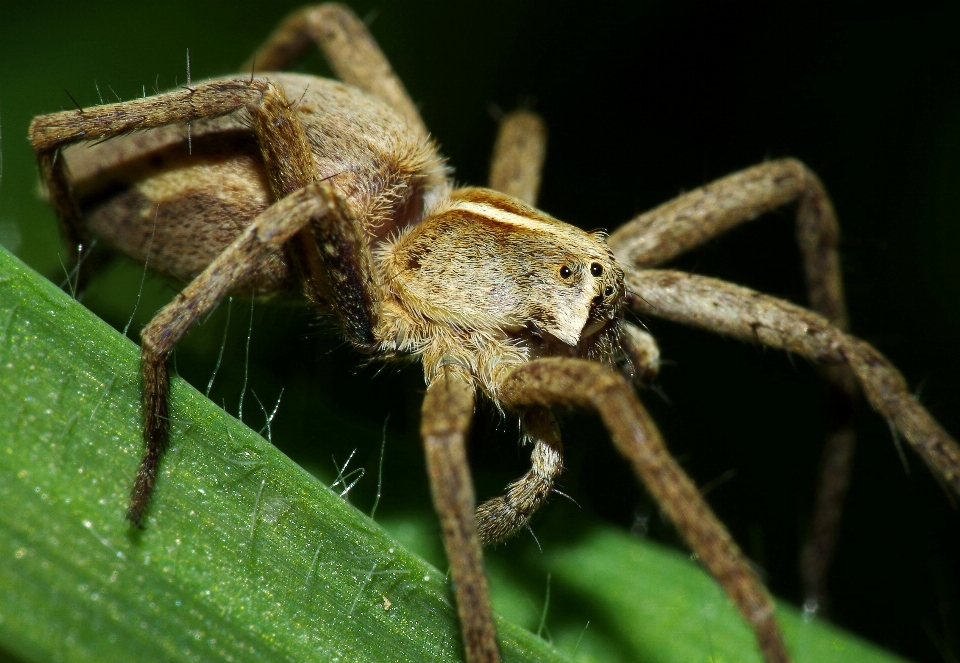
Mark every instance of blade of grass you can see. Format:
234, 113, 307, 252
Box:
0, 244, 911, 663
0, 245, 567, 663
534, 528, 913, 662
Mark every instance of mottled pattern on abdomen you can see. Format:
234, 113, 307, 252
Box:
65, 73, 449, 295
80, 131, 293, 294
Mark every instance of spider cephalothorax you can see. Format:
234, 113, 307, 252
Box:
377, 186, 627, 398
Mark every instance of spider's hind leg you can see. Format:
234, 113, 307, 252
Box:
133, 181, 357, 525
488, 110, 547, 206
242, 3, 427, 138
32, 79, 388, 524
32, 80, 271, 300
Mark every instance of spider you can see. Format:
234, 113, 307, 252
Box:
26, 4, 960, 663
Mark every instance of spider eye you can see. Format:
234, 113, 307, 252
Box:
604, 285, 615, 297
559, 265, 572, 279
590, 263, 603, 277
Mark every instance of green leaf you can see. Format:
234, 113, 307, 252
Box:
0, 244, 566, 663
0, 244, 910, 663
538, 528, 912, 663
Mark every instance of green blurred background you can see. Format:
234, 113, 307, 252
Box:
1, 1, 959, 662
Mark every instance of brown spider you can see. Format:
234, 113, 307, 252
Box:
26, 4, 960, 663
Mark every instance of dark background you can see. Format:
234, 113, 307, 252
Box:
2, 2, 959, 662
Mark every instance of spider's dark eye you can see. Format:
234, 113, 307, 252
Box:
590, 263, 603, 277
604, 285, 615, 297
559, 265, 572, 279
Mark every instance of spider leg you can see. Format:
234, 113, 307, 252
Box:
422, 370, 500, 663
471, 328, 662, 544
481, 112, 663, 541
488, 110, 547, 206
241, 3, 428, 138
608, 160, 845, 323
30, 78, 275, 293
798, 366, 856, 614
30, 79, 311, 258
476, 408, 564, 545
474, 111, 564, 543
626, 269, 960, 498
131, 172, 381, 526
608, 159, 857, 612
499, 357, 792, 663
31, 80, 387, 523
134, 182, 343, 524
621, 321, 662, 386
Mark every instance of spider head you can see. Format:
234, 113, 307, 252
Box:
383, 187, 626, 353
440, 188, 626, 349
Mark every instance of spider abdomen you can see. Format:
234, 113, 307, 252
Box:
63, 73, 448, 294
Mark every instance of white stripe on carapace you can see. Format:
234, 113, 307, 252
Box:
453, 200, 565, 235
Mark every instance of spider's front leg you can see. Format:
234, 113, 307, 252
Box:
475, 408, 564, 545
422, 371, 499, 663
626, 270, 960, 495
498, 358, 792, 663
609, 160, 845, 325
609, 159, 858, 612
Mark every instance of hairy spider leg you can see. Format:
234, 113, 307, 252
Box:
608, 159, 857, 612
